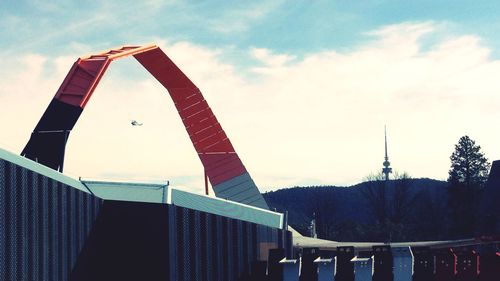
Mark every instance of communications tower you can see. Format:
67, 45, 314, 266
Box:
382, 126, 392, 180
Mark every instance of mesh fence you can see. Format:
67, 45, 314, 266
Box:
1, 158, 291, 280
169, 208, 290, 281
0, 159, 102, 281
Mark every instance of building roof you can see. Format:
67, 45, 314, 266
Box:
1, 147, 283, 229
292, 234, 478, 252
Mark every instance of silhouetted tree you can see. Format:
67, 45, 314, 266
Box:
306, 188, 337, 239
391, 172, 413, 224
447, 135, 490, 238
389, 172, 416, 241
362, 172, 388, 225
448, 135, 490, 188
412, 190, 448, 240
263, 178, 451, 241
361, 172, 416, 241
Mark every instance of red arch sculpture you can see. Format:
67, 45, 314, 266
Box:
22, 44, 268, 209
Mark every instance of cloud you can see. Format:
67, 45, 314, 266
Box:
204, 1, 284, 34
250, 48, 296, 73
0, 1, 175, 56
1, 22, 500, 194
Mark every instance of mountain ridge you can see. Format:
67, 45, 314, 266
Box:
263, 178, 449, 242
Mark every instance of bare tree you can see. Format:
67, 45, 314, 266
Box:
306, 187, 338, 239
391, 172, 414, 225
362, 172, 389, 224
361, 171, 416, 242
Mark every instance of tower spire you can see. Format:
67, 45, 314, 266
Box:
382, 125, 392, 180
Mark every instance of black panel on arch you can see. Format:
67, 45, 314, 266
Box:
21, 99, 83, 171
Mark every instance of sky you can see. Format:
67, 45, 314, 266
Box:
1, 1, 500, 194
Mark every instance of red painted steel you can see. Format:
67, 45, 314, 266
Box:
54, 45, 157, 108
133, 48, 244, 185
55, 58, 109, 107
199, 153, 246, 184
51, 44, 248, 187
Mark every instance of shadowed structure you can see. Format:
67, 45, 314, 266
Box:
479, 160, 500, 235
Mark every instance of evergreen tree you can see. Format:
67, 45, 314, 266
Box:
448, 135, 490, 188
447, 135, 490, 238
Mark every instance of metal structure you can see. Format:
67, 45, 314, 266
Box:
478, 247, 500, 281
336, 246, 355, 281
351, 252, 374, 281
1, 147, 289, 281
392, 247, 413, 281
480, 160, 500, 234
268, 248, 285, 281
411, 247, 434, 281
372, 246, 393, 281
7, 43, 500, 281
382, 126, 392, 180
435, 248, 457, 281
315, 257, 337, 281
0, 151, 102, 281
21, 44, 268, 209
300, 248, 319, 281
454, 248, 479, 281
280, 258, 299, 281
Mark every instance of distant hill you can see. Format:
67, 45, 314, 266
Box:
263, 178, 450, 242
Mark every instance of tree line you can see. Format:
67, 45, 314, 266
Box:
264, 135, 493, 242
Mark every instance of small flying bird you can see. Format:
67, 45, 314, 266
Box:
131, 120, 143, 126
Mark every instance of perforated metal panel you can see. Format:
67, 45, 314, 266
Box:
181, 209, 288, 281
1, 155, 292, 281
0, 159, 102, 281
